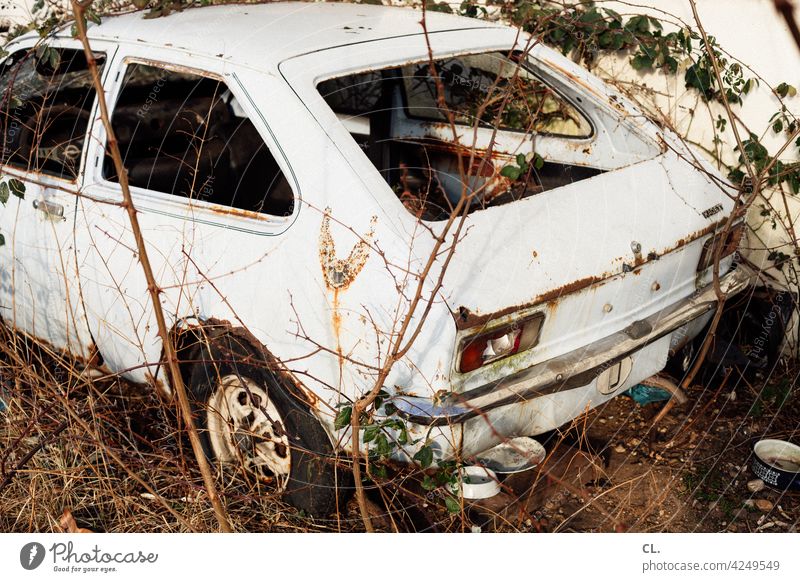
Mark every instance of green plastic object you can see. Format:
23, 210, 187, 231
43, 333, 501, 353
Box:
624, 384, 672, 405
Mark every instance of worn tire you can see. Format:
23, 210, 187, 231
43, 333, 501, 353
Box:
187, 334, 349, 516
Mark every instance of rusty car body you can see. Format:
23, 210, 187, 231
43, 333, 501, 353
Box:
0, 3, 749, 513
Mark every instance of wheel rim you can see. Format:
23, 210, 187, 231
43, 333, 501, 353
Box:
206, 374, 291, 484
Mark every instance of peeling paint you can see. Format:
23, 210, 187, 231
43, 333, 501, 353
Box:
318, 208, 377, 290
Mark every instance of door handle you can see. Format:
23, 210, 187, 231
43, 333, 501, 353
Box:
33, 199, 65, 219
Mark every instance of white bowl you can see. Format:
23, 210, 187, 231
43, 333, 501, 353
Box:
476, 437, 546, 474
450, 465, 501, 500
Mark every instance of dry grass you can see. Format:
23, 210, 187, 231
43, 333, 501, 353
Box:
0, 323, 363, 532
2, 319, 798, 533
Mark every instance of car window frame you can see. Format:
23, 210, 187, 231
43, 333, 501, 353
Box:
0, 38, 111, 189
87, 52, 301, 233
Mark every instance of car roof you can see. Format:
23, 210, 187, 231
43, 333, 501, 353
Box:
79, 2, 503, 68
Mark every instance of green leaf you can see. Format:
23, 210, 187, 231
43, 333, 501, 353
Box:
333, 406, 351, 430
685, 64, 714, 99
47, 47, 59, 69
0, 182, 9, 205
516, 153, 527, 167
500, 165, 521, 180
373, 389, 389, 410
790, 173, 800, 195
533, 153, 545, 171
776, 82, 797, 98
370, 462, 388, 478
773, 120, 784, 134
421, 474, 436, 491
0, 233, 5, 247
363, 424, 380, 443
631, 54, 654, 70
604, 8, 623, 24
444, 494, 461, 514
426, 1, 453, 14
413, 444, 434, 469
8, 179, 25, 199
374, 433, 392, 457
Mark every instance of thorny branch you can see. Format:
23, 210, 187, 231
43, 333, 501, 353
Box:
69, 0, 232, 532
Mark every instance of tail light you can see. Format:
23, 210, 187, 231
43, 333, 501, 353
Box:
697, 222, 744, 272
458, 313, 545, 373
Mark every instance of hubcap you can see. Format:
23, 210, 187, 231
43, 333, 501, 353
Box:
206, 375, 291, 484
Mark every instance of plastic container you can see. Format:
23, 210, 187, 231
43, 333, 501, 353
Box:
752, 439, 800, 491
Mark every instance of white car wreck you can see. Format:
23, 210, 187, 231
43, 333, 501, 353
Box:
0, 2, 750, 514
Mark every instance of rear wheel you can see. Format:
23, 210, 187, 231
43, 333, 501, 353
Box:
205, 374, 292, 486
187, 337, 348, 516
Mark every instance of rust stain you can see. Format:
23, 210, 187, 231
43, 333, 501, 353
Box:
319, 208, 377, 290
131, 57, 221, 80
331, 288, 345, 374
456, 273, 608, 330
205, 203, 268, 221
453, 218, 731, 331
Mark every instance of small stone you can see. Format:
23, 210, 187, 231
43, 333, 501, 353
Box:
599, 418, 607, 424
614, 445, 626, 453
755, 499, 774, 512
747, 479, 765, 493
744, 499, 755, 508
471, 525, 482, 533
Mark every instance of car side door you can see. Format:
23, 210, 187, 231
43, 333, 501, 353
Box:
76, 48, 302, 388
0, 40, 115, 357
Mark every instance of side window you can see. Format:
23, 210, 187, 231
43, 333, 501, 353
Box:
104, 63, 294, 217
0, 48, 103, 180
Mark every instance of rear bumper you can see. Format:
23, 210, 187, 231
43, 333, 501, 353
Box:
392, 267, 753, 427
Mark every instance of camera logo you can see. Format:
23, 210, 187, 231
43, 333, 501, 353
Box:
20, 542, 46, 570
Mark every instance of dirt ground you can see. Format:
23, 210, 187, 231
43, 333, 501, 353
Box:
460, 372, 800, 533
1, 331, 798, 532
